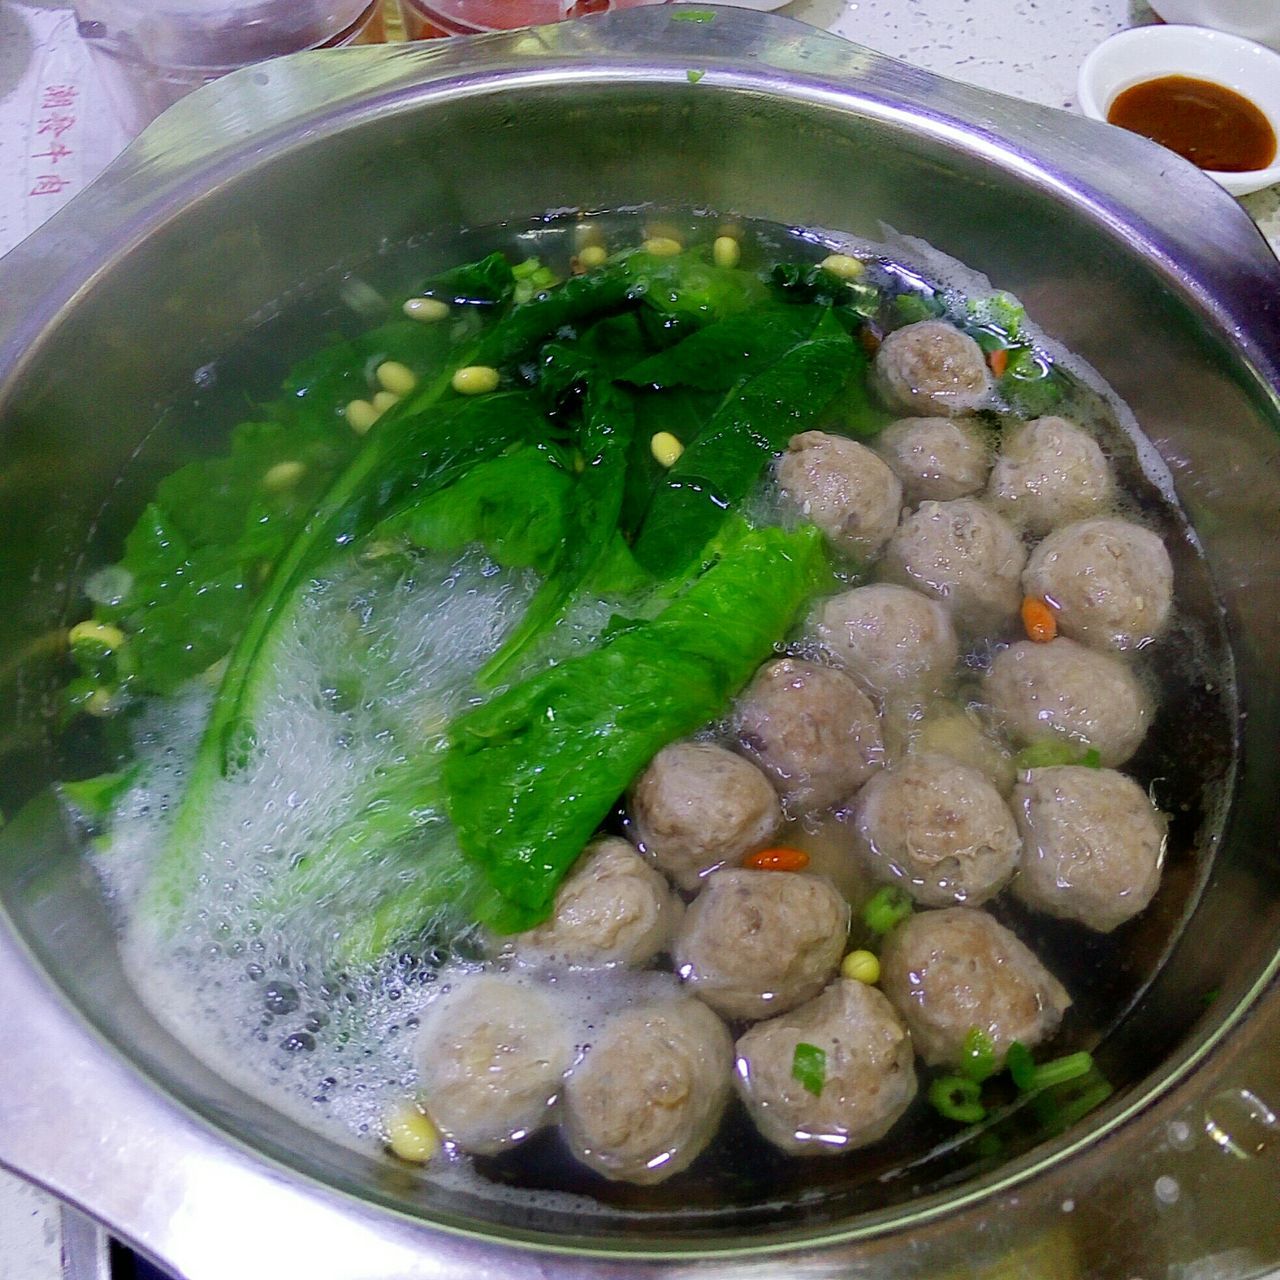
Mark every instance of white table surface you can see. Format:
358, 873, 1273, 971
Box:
1, 1, 1278, 1275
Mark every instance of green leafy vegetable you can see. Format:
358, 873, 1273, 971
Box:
377, 446, 574, 571
423, 251, 515, 307
477, 379, 638, 687
769, 262, 879, 319
1001, 346, 1065, 417
791, 1042, 827, 1097
80, 319, 456, 697
964, 291, 1026, 348
891, 291, 946, 326
58, 767, 139, 826
444, 523, 828, 931
631, 310, 855, 576
144, 386, 553, 920
622, 306, 823, 393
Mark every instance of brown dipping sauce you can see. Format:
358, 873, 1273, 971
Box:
1107, 74, 1277, 173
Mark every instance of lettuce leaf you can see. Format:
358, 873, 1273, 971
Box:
444, 523, 828, 932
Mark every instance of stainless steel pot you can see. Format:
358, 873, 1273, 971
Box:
1, 9, 1279, 1277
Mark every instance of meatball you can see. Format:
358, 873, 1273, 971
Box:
871, 320, 992, 417
1012, 766, 1167, 931
1022, 517, 1174, 652
986, 416, 1113, 536
674, 869, 849, 1021
734, 978, 917, 1156
852, 753, 1020, 907
629, 742, 782, 892
813, 583, 959, 700
876, 416, 991, 505
776, 431, 903, 559
879, 908, 1071, 1068
564, 996, 732, 1185
881, 499, 1027, 634
733, 658, 885, 814
416, 975, 573, 1154
514, 837, 682, 968
985, 638, 1152, 768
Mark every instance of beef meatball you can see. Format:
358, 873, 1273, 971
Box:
987, 416, 1113, 536
871, 320, 993, 417
416, 975, 573, 1154
564, 996, 732, 1185
514, 837, 682, 968
1012, 766, 1168, 931
879, 908, 1071, 1068
734, 978, 917, 1156
881, 499, 1027, 634
674, 869, 849, 1021
876, 416, 991, 505
813, 583, 959, 700
733, 658, 885, 814
776, 431, 903, 559
985, 638, 1152, 768
629, 742, 782, 891
1022, 517, 1174, 652
852, 753, 1020, 907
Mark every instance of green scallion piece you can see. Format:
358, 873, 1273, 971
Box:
928, 1075, 986, 1125
1029, 1051, 1094, 1091
863, 885, 913, 935
791, 1042, 826, 1097
960, 1026, 998, 1083
1006, 1041, 1036, 1091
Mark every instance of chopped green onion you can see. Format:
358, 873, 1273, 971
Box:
1029, 1051, 1094, 1091
928, 1075, 986, 1124
1006, 1043, 1095, 1093
1013, 741, 1101, 771
686, 68, 705, 84
960, 1026, 998, 1083
511, 257, 542, 281
671, 7, 715, 19
863, 885, 913, 935
791, 1042, 826, 1097
1006, 1041, 1036, 1091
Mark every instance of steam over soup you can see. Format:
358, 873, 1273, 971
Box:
57, 214, 1233, 1211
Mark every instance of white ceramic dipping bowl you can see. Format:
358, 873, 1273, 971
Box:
1078, 25, 1280, 197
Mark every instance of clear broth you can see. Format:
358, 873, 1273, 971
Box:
64, 211, 1238, 1222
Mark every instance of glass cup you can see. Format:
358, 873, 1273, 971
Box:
396, 0, 667, 40
74, 0, 388, 137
